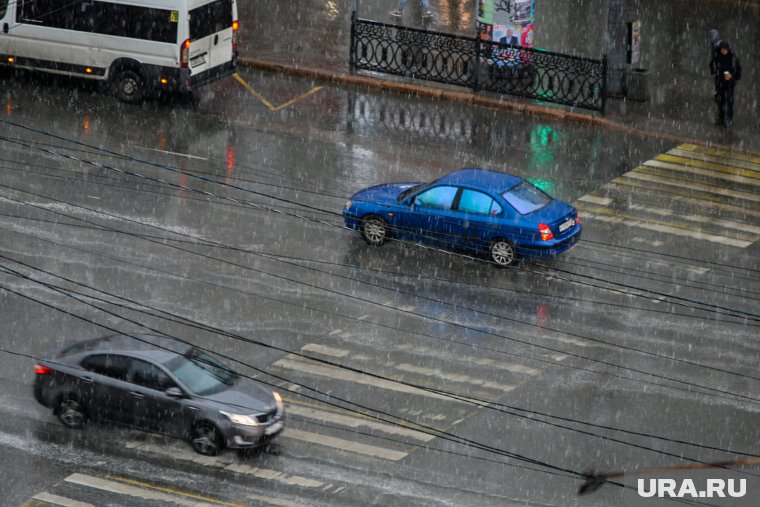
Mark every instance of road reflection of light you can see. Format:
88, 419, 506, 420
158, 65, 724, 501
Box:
526, 124, 558, 194
226, 145, 236, 184
157, 131, 167, 151
535, 302, 551, 328
5, 99, 12, 117
82, 114, 91, 138
435, 0, 474, 33
325, 0, 340, 21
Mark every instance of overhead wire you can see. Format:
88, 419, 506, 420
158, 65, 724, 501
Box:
2, 183, 759, 407
5, 254, 760, 467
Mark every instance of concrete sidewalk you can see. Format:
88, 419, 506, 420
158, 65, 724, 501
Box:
236, 0, 760, 153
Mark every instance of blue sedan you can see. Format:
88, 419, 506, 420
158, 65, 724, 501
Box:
343, 168, 581, 267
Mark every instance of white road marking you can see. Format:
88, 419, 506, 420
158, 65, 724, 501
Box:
577, 195, 613, 206
578, 208, 753, 248
626, 202, 760, 235
272, 357, 453, 401
605, 179, 760, 219
31, 492, 95, 507
621, 171, 760, 203
394, 363, 515, 392
124, 441, 327, 489
301, 343, 349, 357
471, 358, 541, 376
643, 159, 760, 187
287, 404, 434, 442
283, 429, 408, 461
134, 146, 210, 160
667, 148, 760, 173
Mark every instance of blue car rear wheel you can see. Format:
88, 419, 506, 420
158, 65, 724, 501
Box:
490, 239, 517, 267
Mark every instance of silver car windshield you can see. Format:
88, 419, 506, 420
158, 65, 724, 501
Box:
167, 349, 237, 395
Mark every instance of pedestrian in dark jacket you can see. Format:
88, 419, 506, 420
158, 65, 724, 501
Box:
709, 41, 741, 127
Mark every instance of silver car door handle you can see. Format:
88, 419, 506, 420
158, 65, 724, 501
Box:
129, 391, 144, 399
187, 406, 199, 411
81, 376, 94, 383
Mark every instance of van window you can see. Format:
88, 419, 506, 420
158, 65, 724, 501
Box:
0, 0, 8, 19
189, 0, 232, 40
16, 0, 178, 43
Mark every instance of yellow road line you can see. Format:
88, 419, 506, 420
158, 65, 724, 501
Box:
603, 179, 760, 219
679, 143, 760, 165
233, 73, 322, 111
655, 154, 760, 179
103, 474, 252, 507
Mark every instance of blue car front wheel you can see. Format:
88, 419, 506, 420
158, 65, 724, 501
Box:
360, 215, 388, 246
490, 239, 517, 268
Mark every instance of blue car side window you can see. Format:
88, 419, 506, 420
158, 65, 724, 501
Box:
415, 186, 458, 210
458, 189, 501, 215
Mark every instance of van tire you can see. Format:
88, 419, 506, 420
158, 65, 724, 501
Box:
113, 69, 144, 104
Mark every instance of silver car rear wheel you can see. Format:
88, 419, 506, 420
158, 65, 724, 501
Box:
57, 396, 86, 429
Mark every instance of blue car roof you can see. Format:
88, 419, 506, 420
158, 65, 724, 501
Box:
438, 168, 523, 193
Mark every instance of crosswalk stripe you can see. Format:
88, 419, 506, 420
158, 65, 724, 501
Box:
283, 429, 408, 461
577, 195, 613, 206
679, 143, 760, 165
619, 171, 760, 203
667, 148, 760, 173
394, 363, 515, 392
655, 153, 760, 178
644, 159, 760, 187
287, 404, 434, 442
604, 180, 760, 219
124, 441, 328, 489
272, 356, 453, 401
30, 493, 94, 507
576, 204, 753, 247
625, 203, 760, 235
301, 343, 349, 357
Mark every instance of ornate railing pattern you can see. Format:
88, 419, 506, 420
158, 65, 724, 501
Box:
350, 16, 606, 112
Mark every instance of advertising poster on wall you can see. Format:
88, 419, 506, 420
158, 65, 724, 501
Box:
477, 0, 536, 48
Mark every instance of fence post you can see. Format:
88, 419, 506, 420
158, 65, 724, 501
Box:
472, 37, 480, 93
600, 54, 608, 114
349, 11, 357, 72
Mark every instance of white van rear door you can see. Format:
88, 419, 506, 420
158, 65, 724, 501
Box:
188, 0, 233, 75
0, 0, 10, 56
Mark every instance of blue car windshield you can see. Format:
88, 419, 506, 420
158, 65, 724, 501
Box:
166, 349, 237, 395
502, 181, 551, 214
398, 178, 439, 202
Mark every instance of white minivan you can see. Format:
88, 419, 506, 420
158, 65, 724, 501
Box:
0, 0, 238, 102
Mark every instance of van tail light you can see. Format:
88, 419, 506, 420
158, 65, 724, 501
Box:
232, 20, 239, 52
34, 363, 52, 375
180, 39, 191, 68
539, 224, 554, 241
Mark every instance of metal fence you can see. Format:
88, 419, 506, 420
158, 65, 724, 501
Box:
349, 15, 606, 113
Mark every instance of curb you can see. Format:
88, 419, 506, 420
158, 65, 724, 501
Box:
238, 57, 759, 156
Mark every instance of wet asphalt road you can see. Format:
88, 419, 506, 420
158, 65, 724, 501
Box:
0, 68, 759, 506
